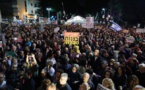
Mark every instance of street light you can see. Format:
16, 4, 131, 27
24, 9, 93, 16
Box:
102, 8, 106, 19
102, 8, 105, 11
46, 8, 52, 18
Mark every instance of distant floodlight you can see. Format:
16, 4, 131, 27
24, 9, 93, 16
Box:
108, 15, 111, 18
46, 8, 52, 11
102, 8, 105, 11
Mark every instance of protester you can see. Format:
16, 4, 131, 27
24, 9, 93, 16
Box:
0, 22, 145, 90
102, 78, 115, 90
56, 73, 72, 90
46, 83, 56, 90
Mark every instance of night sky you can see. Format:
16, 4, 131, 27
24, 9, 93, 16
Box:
41, 0, 145, 23
41, 0, 109, 16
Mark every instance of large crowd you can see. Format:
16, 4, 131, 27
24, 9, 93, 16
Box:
0, 23, 145, 90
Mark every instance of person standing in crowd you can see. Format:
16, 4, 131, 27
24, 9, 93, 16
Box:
81, 72, 94, 90
102, 78, 115, 90
57, 73, 72, 90
133, 85, 145, 90
135, 63, 145, 87
42, 61, 55, 81
37, 79, 51, 90
22, 70, 36, 90
46, 83, 56, 90
1, 22, 145, 90
79, 82, 90, 90
68, 64, 81, 90
113, 66, 127, 90
0, 73, 7, 89
123, 75, 139, 90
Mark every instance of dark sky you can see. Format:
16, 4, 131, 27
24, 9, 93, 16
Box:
41, 0, 109, 16
41, 0, 145, 23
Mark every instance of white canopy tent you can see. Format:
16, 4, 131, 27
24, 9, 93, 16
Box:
65, 16, 86, 25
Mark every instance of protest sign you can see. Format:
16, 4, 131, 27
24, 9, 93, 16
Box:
86, 17, 94, 28
54, 27, 60, 33
126, 36, 135, 43
82, 17, 94, 28
12, 22, 17, 26
136, 28, 145, 33
52, 20, 58, 25
97, 84, 111, 90
64, 32, 79, 45
0, 41, 2, 48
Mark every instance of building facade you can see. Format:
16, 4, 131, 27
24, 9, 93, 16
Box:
0, 0, 41, 21
0, 0, 18, 19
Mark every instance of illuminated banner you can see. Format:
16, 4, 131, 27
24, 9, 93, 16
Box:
82, 17, 94, 28
136, 28, 145, 33
86, 17, 94, 28
64, 32, 79, 45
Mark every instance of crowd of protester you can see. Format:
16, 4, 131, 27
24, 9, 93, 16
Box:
0, 23, 145, 90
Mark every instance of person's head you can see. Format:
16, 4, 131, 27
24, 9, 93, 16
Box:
132, 53, 138, 58
94, 49, 99, 57
17, 43, 21, 48
32, 43, 36, 47
0, 73, 5, 83
79, 83, 90, 90
121, 61, 127, 67
12, 45, 17, 51
138, 63, 145, 73
117, 66, 126, 75
11, 64, 18, 71
1, 62, 7, 71
127, 75, 139, 89
133, 85, 145, 90
102, 78, 115, 90
20, 51, 24, 56
114, 61, 120, 69
65, 47, 69, 52
46, 83, 56, 90
72, 64, 79, 73
110, 59, 115, 66
83, 73, 90, 83
41, 79, 51, 88
104, 70, 114, 79
41, 70, 47, 78
12, 58, 18, 64
101, 61, 108, 68
55, 69, 64, 79
57, 50, 61, 56
60, 73, 68, 85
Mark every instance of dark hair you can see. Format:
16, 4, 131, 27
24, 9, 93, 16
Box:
117, 66, 126, 75
56, 69, 64, 74
104, 69, 114, 79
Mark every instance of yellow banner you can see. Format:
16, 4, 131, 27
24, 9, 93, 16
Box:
64, 32, 79, 45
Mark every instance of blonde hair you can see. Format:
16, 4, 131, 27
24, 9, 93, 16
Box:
71, 46, 80, 53
80, 83, 90, 90
128, 75, 139, 90
102, 78, 115, 90
46, 83, 56, 90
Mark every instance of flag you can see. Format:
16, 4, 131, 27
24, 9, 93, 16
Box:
110, 22, 122, 31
